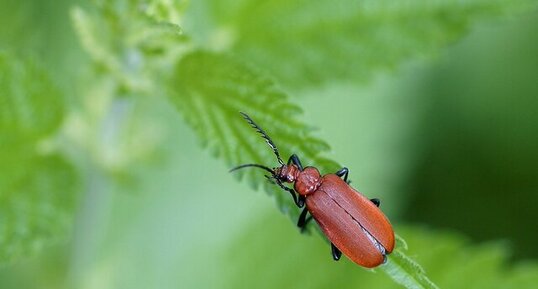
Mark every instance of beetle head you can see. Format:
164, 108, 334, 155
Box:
273, 164, 299, 183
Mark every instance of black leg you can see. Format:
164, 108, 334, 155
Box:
266, 175, 304, 207
276, 178, 304, 207
331, 243, 342, 261
287, 154, 303, 171
297, 206, 313, 233
298, 195, 306, 209
370, 198, 380, 207
335, 167, 349, 183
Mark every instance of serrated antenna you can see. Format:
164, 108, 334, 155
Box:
240, 112, 284, 165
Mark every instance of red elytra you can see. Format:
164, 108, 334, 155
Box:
231, 113, 395, 268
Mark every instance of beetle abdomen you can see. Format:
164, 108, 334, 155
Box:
318, 174, 395, 253
306, 174, 395, 267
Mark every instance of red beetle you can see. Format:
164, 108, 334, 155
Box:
231, 113, 395, 268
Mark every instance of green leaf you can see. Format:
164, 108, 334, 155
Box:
144, 0, 190, 24
0, 52, 78, 263
222, 214, 538, 289
169, 50, 339, 219
187, 0, 537, 89
0, 52, 64, 144
69, 0, 189, 185
398, 227, 538, 289
385, 249, 439, 289
0, 0, 83, 83
0, 155, 78, 263
169, 50, 437, 288
71, 1, 186, 96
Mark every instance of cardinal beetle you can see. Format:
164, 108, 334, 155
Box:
230, 112, 395, 268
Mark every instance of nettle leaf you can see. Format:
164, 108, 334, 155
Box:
169, 50, 437, 289
71, 1, 185, 96
0, 52, 64, 144
169, 50, 339, 219
0, 52, 78, 263
189, 0, 536, 89
398, 227, 538, 288
0, 155, 78, 263
144, 0, 189, 24
222, 219, 538, 289
385, 246, 440, 289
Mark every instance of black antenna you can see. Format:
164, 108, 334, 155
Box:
240, 112, 284, 165
229, 163, 275, 174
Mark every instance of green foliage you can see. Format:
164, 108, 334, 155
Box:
169, 50, 438, 288
401, 13, 538, 259
144, 0, 189, 24
0, 0, 81, 81
170, 51, 340, 220
0, 53, 63, 144
71, 0, 185, 96
1, 0, 538, 288
69, 0, 538, 287
399, 227, 538, 289
384, 250, 439, 289
0, 52, 78, 263
68, 0, 190, 189
186, 0, 536, 89
223, 216, 538, 289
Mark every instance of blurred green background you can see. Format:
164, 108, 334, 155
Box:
1, 0, 538, 288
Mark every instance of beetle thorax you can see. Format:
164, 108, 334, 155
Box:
294, 167, 322, 196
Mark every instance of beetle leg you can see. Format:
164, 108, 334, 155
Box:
273, 177, 305, 207
335, 167, 349, 183
297, 206, 313, 233
287, 154, 304, 171
370, 198, 380, 207
298, 195, 306, 209
331, 243, 342, 261
281, 185, 304, 208
264, 175, 276, 184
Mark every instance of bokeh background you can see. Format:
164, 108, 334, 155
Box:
1, 0, 538, 288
